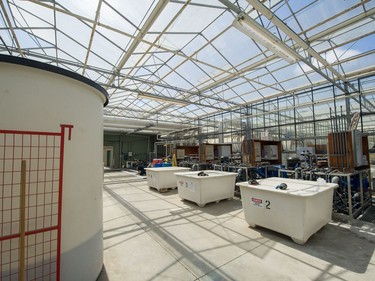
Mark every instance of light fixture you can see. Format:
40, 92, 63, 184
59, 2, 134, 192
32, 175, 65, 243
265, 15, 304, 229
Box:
138, 93, 188, 106
232, 13, 298, 64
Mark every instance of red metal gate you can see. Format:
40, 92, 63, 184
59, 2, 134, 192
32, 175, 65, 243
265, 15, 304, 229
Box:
0, 124, 73, 281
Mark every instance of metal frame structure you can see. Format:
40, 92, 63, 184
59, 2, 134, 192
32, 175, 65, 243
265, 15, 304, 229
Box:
1, 0, 374, 138
0, 124, 73, 281
186, 75, 375, 153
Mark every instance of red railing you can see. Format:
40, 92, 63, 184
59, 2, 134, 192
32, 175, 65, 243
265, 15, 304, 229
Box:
0, 124, 73, 281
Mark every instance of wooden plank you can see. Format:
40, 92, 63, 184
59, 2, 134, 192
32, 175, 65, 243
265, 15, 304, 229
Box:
19, 160, 26, 281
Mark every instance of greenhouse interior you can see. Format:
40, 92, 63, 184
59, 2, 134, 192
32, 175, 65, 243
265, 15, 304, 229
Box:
1, 0, 375, 280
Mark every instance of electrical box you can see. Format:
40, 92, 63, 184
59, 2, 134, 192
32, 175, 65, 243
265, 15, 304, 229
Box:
176, 148, 185, 159
328, 130, 369, 172
352, 130, 364, 167
205, 144, 214, 160
217, 145, 231, 158
242, 139, 282, 165
262, 145, 278, 160
254, 141, 261, 162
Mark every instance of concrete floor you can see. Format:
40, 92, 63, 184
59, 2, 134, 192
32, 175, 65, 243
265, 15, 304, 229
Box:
97, 171, 375, 281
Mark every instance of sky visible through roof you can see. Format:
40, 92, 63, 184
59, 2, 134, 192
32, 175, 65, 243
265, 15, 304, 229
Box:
1, 0, 374, 135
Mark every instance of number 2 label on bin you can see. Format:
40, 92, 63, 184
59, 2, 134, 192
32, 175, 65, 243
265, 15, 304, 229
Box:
251, 197, 271, 209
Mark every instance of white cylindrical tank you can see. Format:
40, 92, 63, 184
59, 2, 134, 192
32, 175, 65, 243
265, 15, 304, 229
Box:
0, 55, 108, 281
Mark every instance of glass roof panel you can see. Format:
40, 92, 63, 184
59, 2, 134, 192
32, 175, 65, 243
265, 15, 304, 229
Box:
9, 1, 54, 26
0, 0, 373, 135
100, 2, 140, 34
365, 1, 375, 9
58, 0, 98, 18
295, 1, 357, 36
214, 27, 266, 66
167, 3, 225, 33
341, 53, 375, 74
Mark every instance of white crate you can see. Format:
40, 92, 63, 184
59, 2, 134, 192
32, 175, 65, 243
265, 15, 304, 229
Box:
145, 167, 191, 191
175, 170, 237, 207
237, 177, 337, 244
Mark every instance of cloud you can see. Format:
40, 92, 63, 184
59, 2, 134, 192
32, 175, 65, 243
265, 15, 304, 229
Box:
294, 47, 361, 76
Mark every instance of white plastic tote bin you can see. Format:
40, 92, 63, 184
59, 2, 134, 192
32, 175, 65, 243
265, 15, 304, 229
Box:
145, 167, 190, 191
237, 177, 337, 244
175, 170, 237, 207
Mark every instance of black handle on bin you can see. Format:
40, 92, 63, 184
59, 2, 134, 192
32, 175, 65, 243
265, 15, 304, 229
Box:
275, 183, 288, 190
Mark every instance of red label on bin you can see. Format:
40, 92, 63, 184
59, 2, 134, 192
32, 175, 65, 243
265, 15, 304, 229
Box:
251, 197, 263, 207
